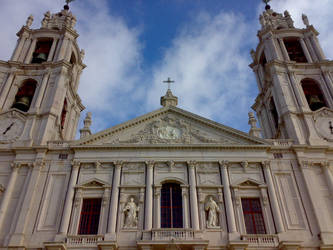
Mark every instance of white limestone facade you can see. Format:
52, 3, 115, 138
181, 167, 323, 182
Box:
0, 4, 333, 250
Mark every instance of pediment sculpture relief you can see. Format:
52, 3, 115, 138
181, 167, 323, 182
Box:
111, 115, 235, 144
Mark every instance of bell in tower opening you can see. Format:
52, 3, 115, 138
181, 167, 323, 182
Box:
31, 40, 53, 63
301, 78, 326, 111
12, 80, 37, 112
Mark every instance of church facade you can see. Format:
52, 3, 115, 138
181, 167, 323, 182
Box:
0, 3, 333, 250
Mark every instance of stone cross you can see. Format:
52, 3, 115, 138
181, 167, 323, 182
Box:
163, 77, 175, 90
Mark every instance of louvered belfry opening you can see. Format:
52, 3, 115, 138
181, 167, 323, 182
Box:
161, 183, 183, 228
78, 198, 102, 235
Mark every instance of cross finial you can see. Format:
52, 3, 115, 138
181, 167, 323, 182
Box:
163, 77, 175, 90
64, 0, 75, 10
263, 0, 271, 10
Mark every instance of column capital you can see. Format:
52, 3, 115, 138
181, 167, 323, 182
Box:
145, 160, 155, 168
154, 185, 161, 197
219, 160, 229, 168
11, 162, 22, 170
114, 160, 123, 168
261, 160, 271, 169
71, 160, 81, 169
187, 160, 197, 168
33, 159, 46, 170
300, 160, 314, 169
320, 161, 330, 168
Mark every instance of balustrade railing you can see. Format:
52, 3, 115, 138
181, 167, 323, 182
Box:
152, 229, 195, 241
67, 235, 104, 246
241, 234, 279, 247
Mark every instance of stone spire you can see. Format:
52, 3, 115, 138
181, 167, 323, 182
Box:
80, 112, 92, 139
248, 112, 262, 137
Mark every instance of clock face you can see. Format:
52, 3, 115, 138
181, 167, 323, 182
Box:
157, 126, 181, 140
315, 117, 333, 141
0, 118, 24, 143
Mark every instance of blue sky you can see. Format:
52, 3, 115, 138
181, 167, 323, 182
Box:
1, 0, 333, 138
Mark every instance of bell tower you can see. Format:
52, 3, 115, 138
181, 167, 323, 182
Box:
250, 1, 333, 145
0, 4, 85, 146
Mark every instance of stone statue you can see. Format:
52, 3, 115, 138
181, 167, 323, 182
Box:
123, 197, 139, 228
302, 14, 310, 27
205, 196, 220, 228
25, 15, 34, 28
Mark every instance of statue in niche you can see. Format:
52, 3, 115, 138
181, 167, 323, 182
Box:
205, 196, 220, 228
123, 197, 139, 228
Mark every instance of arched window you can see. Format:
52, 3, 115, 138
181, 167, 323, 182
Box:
61, 99, 67, 129
269, 98, 279, 129
12, 80, 37, 112
283, 38, 307, 63
161, 183, 183, 228
301, 79, 326, 111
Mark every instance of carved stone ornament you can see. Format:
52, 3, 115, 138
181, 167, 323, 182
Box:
111, 115, 235, 144
313, 108, 333, 141
123, 197, 139, 229
205, 196, 220, 229
0, 184, 5, 193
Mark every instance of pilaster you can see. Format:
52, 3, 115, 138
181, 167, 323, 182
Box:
106, 161, 123, 240
144, 161, 154, 231
187, 161, 200, 231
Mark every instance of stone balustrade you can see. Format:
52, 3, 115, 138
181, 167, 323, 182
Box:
66, 235, 104, 246
241, 234, 279, 247
152, 229, 195, 241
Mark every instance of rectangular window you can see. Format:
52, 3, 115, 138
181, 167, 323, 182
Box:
161, 183, 183, 228
78, 198, 102, 235
241, 198, 266, 234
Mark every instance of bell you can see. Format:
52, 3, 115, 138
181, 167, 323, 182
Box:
309, 95, 324, 111
36, 52, 47, 62
13, 96, 30, 112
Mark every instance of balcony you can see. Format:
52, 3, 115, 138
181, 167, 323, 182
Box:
152, 229, 195, 241
66, 235, 104, 247
241, 234, 279, 247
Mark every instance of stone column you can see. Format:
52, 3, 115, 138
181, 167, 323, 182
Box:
299, 38, 313, 63
57, 37, 70, 61
154, 185, 161, 228
187, 161, 200, 231
57, 160, 80, 237
304, 36, 318, 61
278, 38, 290, 61
24, 38, 37, 63
32, 72, 50, 110
219, 161, 237, 233
0, 163, 20, 230
0, 72, 15, 110
321, 162, 333, 195
9, 158, 45, 246
11, 35, 27, 61
107, 161, 122, 238
310, 35, 325, 61
262, 161, 285, 233
181, 185, 190, 229
47, 38, 58, 62
144, 161, 154, 230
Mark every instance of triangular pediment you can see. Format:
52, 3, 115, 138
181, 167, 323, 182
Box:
232, 178, 265, 188
73, 106, 268, 146
77, 178, 109, 188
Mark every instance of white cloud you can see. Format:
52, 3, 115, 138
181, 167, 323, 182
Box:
147, 11, 256, 131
